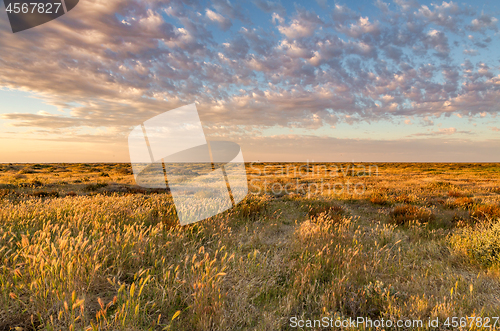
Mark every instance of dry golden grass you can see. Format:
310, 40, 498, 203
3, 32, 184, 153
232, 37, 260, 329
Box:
0, 162, 499, 330
470, 205, 500, 222
389, 205, 435, 225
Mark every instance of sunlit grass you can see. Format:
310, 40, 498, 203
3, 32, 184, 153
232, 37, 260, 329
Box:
0, 162, 499, 330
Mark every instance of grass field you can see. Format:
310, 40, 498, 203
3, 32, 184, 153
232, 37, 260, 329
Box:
0, 162, 499, 330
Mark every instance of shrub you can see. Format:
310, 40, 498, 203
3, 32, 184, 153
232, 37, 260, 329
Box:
232, 196, 268, 220
436, 198, 445, 205
451, 212, 470, 227
428, 181, 455, 190
84, 182, 108, 192
0, 189, 12, 197
370, 194, 391, 205
450, 220, 500, 268
31, 191, 59, 198
102, 184, 124, 193
31, 180, 43, 188
470, 204, 500, 222
448, 190, 465, 197
305, 200, 345, 219
362, 280, 397, 317
32, 164, 51, 169
18, 168, 35, 174
389, 205, 435, 225
117, 167, 132, 175
394, 194, 414, 204
18, 180, 44, 188
126, 186, 146, 194
446, 197, 474, 210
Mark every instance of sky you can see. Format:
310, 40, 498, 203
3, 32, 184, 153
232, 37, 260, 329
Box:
0, 0, 499, 162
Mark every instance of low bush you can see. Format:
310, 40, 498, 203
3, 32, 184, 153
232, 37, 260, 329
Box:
0, 189, 13, 197
450, 219, 500, 268
305, 200, 345, 219
370, 194, 391, 205
31, 191, 59, 198
31, 180, 43, 187
393, 194, 415, 204
117, 167, 132, 175
18, 168, 35, 174
84, 182, 108, 192
448, 190, 466, 197
446, 197, 474, 210
470, 204, 500, 221
389, 205, 435, 225
232, 196, 269, 220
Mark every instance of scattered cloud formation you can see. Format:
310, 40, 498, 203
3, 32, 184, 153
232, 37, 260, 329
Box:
0, 0, 499, 161
469, 14, 498, 32
206, 9, 232, 31
254, 0, 285, 15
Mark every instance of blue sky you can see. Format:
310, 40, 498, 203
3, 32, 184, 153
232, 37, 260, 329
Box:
0, 0, 499, 162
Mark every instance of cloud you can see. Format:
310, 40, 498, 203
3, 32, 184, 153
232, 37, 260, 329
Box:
1, 113, 85, 129
234, 135, 500, 162
239, 27, 276, 56
211, 0, 248, 23
468, 14, 498, 32
394, 0, 420, 12
374, 0, 391, 14
423, 29, 450, 57
409, 127, 474, 136
223, 35, 250, 59
421, 116, 434, 126
206, 9, 232, 31
2, 133, 499, 163
415, 1, 470, 32
276, 9, 323, 39
463, 49, 478, 56
332, 4, 359, 25
271, 12, 285, 25
253, 0, 285, 15
336, 16, 381, 39
277, 19, 317, 39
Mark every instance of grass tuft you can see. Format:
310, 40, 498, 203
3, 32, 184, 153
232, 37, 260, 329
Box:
370, 194, 391, 205
84, 182, 109, 192
470, 204, 500, 222
450, 219, 500, 268
390, 204, 435, 225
